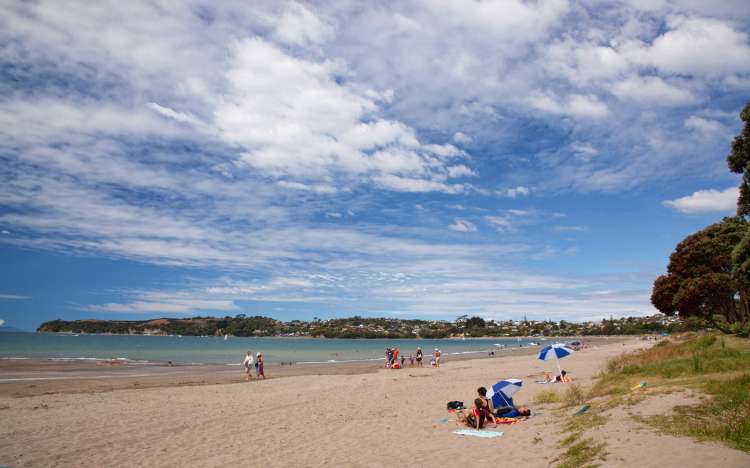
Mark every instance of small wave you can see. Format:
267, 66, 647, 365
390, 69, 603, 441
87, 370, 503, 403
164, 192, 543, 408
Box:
0, 357, 31, 360
296, 357, 383, 365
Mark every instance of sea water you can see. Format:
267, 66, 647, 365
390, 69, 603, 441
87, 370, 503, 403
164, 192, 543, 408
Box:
0, 332, 543, 365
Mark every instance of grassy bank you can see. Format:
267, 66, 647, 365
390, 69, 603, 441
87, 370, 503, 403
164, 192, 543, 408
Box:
538, 333, 749, 466
590, 334, 749, 451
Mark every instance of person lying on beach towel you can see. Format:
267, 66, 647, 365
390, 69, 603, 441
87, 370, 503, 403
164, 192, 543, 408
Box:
494, 404, 531, 418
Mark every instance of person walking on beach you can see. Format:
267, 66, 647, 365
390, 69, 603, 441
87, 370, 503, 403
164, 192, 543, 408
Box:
256, 352, 265, 380
243, 351, 254, 381
416, 347, 423, 367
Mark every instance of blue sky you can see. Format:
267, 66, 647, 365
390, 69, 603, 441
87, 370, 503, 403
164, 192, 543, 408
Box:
1, 0, 750, 330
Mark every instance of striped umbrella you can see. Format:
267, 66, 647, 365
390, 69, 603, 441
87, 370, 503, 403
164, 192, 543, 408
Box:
487, 378, 522, 409
538, 343, 572, 377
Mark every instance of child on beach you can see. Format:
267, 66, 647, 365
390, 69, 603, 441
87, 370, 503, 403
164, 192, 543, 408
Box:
409, 354, 415, 366
243, 351, 254, 381
434, 348, 441, 367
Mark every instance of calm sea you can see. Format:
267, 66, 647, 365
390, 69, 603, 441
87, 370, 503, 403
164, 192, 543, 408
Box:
0, 332, 545, 365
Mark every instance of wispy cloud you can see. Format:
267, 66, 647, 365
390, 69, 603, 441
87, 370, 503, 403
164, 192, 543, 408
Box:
0, 294, 30, 300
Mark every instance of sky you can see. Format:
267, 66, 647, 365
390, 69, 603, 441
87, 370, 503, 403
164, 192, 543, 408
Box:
1, 0, 750, 331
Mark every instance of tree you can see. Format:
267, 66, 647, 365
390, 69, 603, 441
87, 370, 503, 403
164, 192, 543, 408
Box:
727, 103, 750, 216
651, 217, 748, 327
466, 316, 486, 328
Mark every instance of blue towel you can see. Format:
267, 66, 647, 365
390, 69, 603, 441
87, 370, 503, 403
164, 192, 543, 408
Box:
453, 429, 503, 438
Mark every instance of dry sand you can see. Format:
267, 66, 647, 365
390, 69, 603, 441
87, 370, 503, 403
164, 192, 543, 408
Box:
1, 337, 748, 467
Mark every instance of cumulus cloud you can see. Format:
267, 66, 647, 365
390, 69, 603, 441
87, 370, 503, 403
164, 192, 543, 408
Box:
624, 17, 750, 76
663, 187, 739, 213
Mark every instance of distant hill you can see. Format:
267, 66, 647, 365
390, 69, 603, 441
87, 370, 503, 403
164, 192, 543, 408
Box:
37, 314, 704, 338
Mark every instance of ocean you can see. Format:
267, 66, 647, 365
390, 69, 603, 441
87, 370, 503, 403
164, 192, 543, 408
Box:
0, 332, 546, 365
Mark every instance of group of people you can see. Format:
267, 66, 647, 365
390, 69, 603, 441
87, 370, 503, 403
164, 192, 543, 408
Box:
385, 346, 441, 368
242, 351, 265, 381
457, 386, 531, 430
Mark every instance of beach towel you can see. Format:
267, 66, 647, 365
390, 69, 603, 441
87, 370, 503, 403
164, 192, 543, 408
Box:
453, 429, 504, 438
494, 417, 520, 424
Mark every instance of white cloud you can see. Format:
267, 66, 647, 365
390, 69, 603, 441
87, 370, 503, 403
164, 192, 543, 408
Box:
625, 17, 750, 76
448, 219, 477, 232
484, 215, 513, 232
500, 186, 531, 198
507, 209, 530, 216
277, 181, 338, 194
684, 116, 726, 135
89, 299, 238, 314
569, 142, 599, 161
273, 2, 335, 47
453, 132, 472, 144
552, 225, 587, 233
663, 186, 739, 214
0, 294, 30, 300
530, 93, 609, 118
610, 75, 696, 106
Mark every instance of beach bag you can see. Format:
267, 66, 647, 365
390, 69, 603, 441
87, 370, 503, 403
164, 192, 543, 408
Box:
447, 401, 464, 410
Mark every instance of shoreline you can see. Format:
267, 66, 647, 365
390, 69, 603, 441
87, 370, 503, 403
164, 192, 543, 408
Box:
0, 335, 630, 398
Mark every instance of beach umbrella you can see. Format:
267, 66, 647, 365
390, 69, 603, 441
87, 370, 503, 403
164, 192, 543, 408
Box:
537, 343, 572, 377
487, 378, 522, 408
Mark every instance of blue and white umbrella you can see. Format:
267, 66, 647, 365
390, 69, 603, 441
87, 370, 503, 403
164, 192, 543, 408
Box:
487, 378, 523, 409
538, 343, 572, 376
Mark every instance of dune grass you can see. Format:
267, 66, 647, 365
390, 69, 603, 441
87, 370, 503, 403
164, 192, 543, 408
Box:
554, 437, 607, 468
534, 388, 562, 404
562, 383, 587, 407
592, 333, 750, 452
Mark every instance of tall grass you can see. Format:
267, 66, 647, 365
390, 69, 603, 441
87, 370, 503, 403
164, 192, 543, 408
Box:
535, 388, 562, 404
563, 383, 586, 407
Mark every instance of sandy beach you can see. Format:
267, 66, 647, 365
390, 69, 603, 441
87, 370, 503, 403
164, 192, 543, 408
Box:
1, 337, 748, 467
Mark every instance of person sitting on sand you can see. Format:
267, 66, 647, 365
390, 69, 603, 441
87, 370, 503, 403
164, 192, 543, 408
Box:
476, 387, 496, 424
243, 351, 254, 381
457, 398, 496, 429
555, 370, 570, 383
